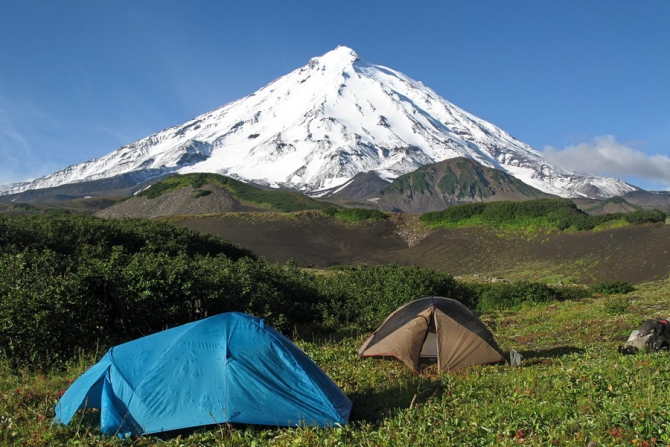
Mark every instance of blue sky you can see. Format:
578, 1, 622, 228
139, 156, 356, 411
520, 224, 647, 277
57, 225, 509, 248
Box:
1, 1, 669, 191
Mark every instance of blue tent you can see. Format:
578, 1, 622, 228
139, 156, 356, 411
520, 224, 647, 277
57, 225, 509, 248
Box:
53, 312, 352, 437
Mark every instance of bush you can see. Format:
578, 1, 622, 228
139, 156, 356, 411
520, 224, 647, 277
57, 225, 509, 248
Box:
552, 285, 592, 302
604, 295, 630, 315
314, 264, 472, 330
334, 208, 388, 222
0, 249, 111, 368
419, 198, 667, 231
0, 215, 256, 368
471, 280, 577, 313
589, 281, 635, 295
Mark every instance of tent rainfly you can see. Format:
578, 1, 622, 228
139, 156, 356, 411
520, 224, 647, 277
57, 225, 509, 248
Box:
53, 312, 352, 437
358, 296, 506, 372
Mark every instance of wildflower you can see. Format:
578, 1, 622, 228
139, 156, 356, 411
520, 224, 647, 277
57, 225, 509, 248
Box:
0, 416, 11, 428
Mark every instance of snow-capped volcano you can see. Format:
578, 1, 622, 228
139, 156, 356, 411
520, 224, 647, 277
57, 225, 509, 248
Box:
2, 46, 637, 199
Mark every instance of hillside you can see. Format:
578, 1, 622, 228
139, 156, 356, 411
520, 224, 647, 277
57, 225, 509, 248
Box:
95, 173, 334, 218
86, 173, 670, 285
95, 184, 267, 218
365, 157, 555, 212
176, 213, 670, 285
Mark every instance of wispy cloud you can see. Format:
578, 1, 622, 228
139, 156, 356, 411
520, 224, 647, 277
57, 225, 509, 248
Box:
0, 101, 59, 189
543, 135, 670, 190
0, 105, 33, 187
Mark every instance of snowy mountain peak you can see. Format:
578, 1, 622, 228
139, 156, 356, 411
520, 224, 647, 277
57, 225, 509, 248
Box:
309, 46, 360, 70
1, 47, 637, 199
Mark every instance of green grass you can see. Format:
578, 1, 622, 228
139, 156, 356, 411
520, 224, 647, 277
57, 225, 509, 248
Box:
3, 278, 670, 445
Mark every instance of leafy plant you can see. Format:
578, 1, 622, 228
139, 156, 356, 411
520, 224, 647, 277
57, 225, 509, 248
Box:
332, 208, 388, 222
589, 281, 635, 295
603, 295, 630, 315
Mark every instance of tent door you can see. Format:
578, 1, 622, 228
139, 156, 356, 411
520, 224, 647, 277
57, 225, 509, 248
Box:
420, 331, 438, 358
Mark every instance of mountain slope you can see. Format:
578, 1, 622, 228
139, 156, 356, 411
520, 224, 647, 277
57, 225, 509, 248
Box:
621, 191, 670, 212
2, 46, 637, 199
176, 213, 670, 285
95, 173, 336, 218
366, 157, 555, 213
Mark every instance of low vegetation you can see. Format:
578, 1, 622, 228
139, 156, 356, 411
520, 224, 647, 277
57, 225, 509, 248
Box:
0, 213, 620, 369
1, 212, 669, 445
321, 206, 388, 223
420, 198, 667, 231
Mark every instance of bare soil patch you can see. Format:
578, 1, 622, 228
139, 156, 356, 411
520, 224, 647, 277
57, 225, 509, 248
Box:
178, 212, 408, 268
176, 213, 670, 284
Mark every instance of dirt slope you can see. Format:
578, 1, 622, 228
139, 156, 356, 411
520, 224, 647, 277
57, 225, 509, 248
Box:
175, 213, 670, 285
96, 185, 266, 218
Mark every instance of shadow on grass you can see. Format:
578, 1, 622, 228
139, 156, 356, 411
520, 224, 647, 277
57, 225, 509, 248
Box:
347, 373, 445, 424
514, 346, 586, 366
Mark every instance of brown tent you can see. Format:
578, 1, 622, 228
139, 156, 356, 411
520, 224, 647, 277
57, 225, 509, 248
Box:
358, 296, 506, 372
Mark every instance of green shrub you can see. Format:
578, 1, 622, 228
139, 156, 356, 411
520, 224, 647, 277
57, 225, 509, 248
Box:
314, 264, 472, 330
321, 207, 338, 217
589, 281, 635, 295
0, 214, 254, 260
603, 295, 630, 315
419, 198, 667, 231
334, 208, 388, 222
0, 249, 111, 368
12, 203, 38, 212
552, 285, 591, 302
471, 280, 574, 313
0, 214, 256, 368
624, 209, 666, 224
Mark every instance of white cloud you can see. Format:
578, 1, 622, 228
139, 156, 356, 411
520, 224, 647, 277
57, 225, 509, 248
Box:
0, 181, 14, 192
543, 135, 670, 190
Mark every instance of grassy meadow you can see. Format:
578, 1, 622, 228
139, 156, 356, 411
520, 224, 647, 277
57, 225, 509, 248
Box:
2, 278, 669, 446
1, 207, 669, 446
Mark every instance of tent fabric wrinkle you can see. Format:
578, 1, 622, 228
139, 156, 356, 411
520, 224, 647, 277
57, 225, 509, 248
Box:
53, 312, 352, 437
359, 310, 430, 372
